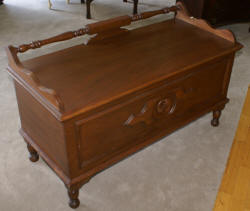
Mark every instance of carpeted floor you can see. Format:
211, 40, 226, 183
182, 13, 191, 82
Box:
0, 0, 249, 211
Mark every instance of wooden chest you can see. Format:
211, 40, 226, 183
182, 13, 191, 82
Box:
6, 3, 242, 209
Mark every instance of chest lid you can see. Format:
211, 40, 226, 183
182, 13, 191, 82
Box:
6, 3, 242, 121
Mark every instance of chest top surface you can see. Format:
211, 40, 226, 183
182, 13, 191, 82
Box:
21, 19, 237, 114
6, 3, 242, 120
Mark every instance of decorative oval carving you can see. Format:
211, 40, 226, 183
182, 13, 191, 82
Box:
157, 99, 170, 113
156, 97, 176, 115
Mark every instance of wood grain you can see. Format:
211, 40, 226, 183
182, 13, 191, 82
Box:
214, 86, 250, 211
5, 4, 242, 121
21, 19, 241, 121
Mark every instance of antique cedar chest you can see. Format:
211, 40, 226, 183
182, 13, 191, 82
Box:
5, 2, 242, 209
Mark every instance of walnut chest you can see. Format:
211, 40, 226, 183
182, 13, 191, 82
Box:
5, 3, 242, 209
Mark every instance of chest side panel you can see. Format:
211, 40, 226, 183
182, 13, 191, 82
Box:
14, 82, 69, 176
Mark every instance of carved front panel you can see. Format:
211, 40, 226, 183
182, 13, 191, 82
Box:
75, 59, 228, 170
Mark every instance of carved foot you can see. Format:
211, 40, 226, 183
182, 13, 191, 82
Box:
27, 143, 39, 162
211, 110, 222, 127
68, 187, 80, 209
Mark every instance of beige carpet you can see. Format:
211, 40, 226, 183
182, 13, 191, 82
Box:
0, 0, 249, 210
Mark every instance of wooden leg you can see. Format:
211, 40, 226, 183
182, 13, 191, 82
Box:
67, 0, 70, 4
211, 109, 222, 127
133, 0, 138, 14
27, 143, 39, 162
67, 187, 80, 209
0, 0, 3, 5
86, 0, 93, 19
65, 177, 92, 209
81, 0, 85, 4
